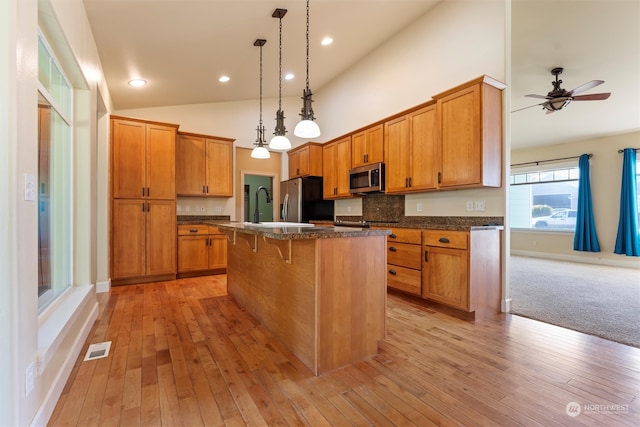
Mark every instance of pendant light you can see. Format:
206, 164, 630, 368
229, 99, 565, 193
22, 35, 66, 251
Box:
293, 0, 321, 139
269, 8, 291, 150
251, 39, 270, 159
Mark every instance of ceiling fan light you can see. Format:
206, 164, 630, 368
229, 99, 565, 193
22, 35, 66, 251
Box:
251, 145, 271, 159
545, 98, 571, 111
269, 135, 291, 150
294, 120, 321, 139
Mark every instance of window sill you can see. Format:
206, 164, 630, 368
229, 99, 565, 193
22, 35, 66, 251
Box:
37, 284, 95, 374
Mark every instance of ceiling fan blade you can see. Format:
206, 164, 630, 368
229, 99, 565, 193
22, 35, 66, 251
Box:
511, 103, 544, 113
525, 94, 549, 100
568, 80, 604, 96
572, 92, 611, 101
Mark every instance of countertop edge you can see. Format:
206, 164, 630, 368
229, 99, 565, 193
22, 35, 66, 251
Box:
216, 223, 392, 240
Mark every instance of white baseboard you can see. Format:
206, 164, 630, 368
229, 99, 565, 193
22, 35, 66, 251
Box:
31, 300, 98, 427
96, 279, 111, 293
510, 250, 640, 270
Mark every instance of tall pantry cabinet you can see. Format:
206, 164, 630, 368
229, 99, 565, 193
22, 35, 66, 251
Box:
110, 116, 179, 284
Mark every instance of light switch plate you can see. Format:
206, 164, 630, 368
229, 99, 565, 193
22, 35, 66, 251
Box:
24, 174, 37, 201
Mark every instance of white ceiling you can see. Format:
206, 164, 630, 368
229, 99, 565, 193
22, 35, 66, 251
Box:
83, 0, 640, 150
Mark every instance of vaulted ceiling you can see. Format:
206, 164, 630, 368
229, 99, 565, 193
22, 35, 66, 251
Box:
83, 0, 640, 150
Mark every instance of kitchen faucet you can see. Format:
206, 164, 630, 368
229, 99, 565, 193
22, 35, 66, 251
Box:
253, 186, 272, 223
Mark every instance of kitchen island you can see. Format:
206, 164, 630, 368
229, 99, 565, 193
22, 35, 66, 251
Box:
216, 222, 391, 375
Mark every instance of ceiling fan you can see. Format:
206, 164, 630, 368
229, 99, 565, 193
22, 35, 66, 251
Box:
513, 67, 611, 113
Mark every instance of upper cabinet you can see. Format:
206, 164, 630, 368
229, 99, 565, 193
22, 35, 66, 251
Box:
434, 76, 505, 189
384, 103, 438, 194
323, 136, 352, 199
111, 117, 178, 200
351, 123, 384, 168
384, 75, 505, 194
288, 142, 323, 178
176, 132, 234, 197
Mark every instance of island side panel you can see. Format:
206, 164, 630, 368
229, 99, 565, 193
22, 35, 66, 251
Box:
226, 236, 318, 372
316, 235, 387, 374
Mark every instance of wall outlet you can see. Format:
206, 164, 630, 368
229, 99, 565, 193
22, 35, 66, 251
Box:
416, 202, 423, 212
24, 174, 37, 201
26, 362, 35, 396
215, 206, 222, 213
465, 201, 474, 212
474, 200, 486, 211
347, 206, 352, 213
185, 205, 190, 212
177, 205, 182, 212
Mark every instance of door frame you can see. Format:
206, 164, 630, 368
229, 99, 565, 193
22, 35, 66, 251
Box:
239, 170, 279, 223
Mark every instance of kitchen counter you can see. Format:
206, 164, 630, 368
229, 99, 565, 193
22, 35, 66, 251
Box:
219, 223, 389, 375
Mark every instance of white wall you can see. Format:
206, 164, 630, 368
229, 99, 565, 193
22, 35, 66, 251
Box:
511, 131, 640, 269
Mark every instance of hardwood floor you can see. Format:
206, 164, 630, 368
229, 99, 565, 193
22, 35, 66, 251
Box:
49, 275, 640, 426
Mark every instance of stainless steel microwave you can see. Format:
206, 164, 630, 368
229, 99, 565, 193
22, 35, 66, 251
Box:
349, 162, 385, 194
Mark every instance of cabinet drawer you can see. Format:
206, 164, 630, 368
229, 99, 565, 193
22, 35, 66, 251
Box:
387, 265, 421, 295
387, 242, 421, 270
387, 228, 422, 244
423, 230, 468, 249
208, 225, 224, 235
178, 224, 209, 235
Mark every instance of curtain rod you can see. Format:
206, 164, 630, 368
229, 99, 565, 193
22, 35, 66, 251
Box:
511, 153, 592, 168
618, 148, 639, 153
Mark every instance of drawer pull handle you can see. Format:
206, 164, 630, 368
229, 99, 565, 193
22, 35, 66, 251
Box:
389, 233, 397, 239
189, 228, 198, 233
424, 250, 428, 262
389, 246, 397, 252
388, 269, 397, 275
438, 237, 450, 243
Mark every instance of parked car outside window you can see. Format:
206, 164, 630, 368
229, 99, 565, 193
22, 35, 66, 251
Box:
532, 209, 577, 229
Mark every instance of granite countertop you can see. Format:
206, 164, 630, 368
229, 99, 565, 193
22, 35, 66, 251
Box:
177, 215, 231, 225
216, 222, 391, 241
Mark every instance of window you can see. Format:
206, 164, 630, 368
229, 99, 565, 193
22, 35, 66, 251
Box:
509, 166, 579, 230
37, 33, 73, 312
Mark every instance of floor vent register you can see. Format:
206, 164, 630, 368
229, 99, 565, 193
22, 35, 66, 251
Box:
83, 341, 112, 361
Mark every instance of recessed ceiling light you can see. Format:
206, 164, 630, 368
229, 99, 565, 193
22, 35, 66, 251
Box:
284, 73, 295, 81
219, 75, 230, 83
128, 79, 146, 87
321, 37, 333, 46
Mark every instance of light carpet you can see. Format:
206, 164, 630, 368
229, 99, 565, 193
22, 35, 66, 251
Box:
509, 255, 640, 348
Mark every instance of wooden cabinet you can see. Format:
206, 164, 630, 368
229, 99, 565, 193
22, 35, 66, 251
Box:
177, 224, 227, 274
288, 142, 323, 178
322, 136, 352, 199
176, 132, 234, 197
111, 199, 176, 280
384, 103, 438, 194
422, 228, 501, 318
110, 116, 178, 284
111, 117, 178, 200
385, 228, 422, 295
435, 76, 504, 189
351, 123, 383, 168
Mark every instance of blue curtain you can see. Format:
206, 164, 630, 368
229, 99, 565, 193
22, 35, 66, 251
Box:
573, 154, 600, 252
614, 148, 640, 256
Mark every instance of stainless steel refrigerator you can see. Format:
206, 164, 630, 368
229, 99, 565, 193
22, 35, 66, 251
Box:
279, 176, 334, 223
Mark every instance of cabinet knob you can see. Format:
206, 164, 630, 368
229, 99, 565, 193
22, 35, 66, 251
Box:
190, 228, 198, 233
389, 233, 397, 239
438, 237, 450, 243
388, 269, 397, 275
389, 246, 397, 252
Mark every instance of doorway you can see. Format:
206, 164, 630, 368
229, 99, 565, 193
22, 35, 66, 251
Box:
244, 174, 274, 223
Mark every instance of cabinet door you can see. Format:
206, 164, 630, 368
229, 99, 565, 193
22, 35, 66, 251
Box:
422, 246, 469, 310
176, 134, 206, 196
146, 123, 176, 199
145, 200, 176, 276
112, 119, 146, 199
209, 234, 228, 269
178, 235, 210, 272
288, 150, 300, 178
322, 143, 337, 199
334, 137, 352, 197
351, 124, 383, 168
409, 104, 438, 191
384, 115, 410, 193
111, 199, 145, 279
438, 84, 482, 188
206, 138, 233, 196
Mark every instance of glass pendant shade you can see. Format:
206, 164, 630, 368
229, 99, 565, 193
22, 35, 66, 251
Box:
269, 134, 291, 150
251, 145, 270, 159
294, 119, 321, 138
